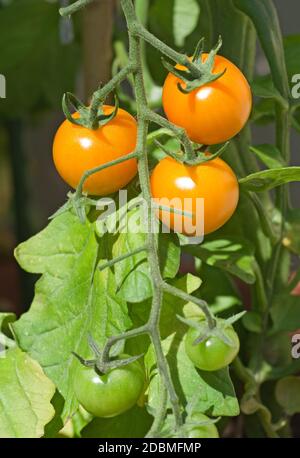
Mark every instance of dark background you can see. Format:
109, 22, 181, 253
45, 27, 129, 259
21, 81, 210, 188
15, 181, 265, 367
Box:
0, 0, 299, 315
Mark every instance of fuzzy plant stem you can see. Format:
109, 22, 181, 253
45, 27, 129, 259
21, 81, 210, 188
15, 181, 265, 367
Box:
61, 0, 217, 435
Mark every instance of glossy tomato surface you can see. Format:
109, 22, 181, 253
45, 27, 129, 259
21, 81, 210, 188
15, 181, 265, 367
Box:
185, 325, 240, 371
150, 155, 239, 236
74, 356, 145, 418
53, 106, 138, 196
163, 54, 252, 145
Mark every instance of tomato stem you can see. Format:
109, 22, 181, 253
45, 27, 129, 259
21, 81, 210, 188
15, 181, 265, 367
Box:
59, 0, 94, 16
88, 63, 136, 128
62, 0, 219, 436
74, 151, 138, 201
162, 282, 216, 329
98, 245, 149, 272
145, 110, 196, 163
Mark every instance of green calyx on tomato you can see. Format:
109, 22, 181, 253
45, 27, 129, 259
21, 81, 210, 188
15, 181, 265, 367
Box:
162, 40, 252, 145
62, 91, 119, 130
162, 36, 225, 94
53, 103, 138, 196
184, 318, 240, 372
187, 413, 220, 438
73, 354, 145, 418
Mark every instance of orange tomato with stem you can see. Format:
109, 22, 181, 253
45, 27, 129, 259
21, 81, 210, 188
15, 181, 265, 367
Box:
150, 155, 239, 236
162, 54, 252, 145
53, 106, 138, 196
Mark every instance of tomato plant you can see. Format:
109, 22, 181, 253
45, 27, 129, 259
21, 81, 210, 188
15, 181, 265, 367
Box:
150, 155, 239, 235
185, 323, 240, 371
53, 105, 138, 196
1, 0, 300, 442
162, 55, 252, 145
73, 357, 145, 418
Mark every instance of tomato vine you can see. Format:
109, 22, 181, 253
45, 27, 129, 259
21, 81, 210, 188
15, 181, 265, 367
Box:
59, 0, 230, 436
2, 0, 300, 440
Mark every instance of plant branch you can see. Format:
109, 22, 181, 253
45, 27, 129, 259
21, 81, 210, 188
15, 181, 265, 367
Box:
89, 63, 137, 124
59, 0, 95, 17
247, 192, 277, 245
74, 151, 138, 200
145, 110, 196, 163
131, 22, 201, 76
98, 245, 149, 271
101, 325, 150, 364
162, 282, 216, 329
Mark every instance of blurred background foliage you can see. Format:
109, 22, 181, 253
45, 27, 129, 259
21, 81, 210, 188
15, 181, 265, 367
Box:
0, 0, 299, 317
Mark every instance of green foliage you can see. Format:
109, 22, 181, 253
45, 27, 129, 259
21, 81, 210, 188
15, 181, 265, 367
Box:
184, 236, 256, 284
13, 210, 132, 420
275, 377, 300, 415
1, 0, 300, 440
0, 0, 80, 117
173, 0, 201, 47
240, 167, 300, 192
250, 145, 284, 170
0, 348, 55, 438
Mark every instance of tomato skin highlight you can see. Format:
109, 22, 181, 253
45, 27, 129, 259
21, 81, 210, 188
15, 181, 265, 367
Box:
185, 325, 240, 372
53, 106, 138, 196
187, 413, 219, 438
162, 54, 252, 145
73, 356, 145, 418
150, 155, 239, 236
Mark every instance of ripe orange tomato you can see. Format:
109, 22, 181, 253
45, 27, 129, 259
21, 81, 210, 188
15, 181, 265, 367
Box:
150, 155, 239, 236
53, 106, 138, 196
162, 54, 252, 145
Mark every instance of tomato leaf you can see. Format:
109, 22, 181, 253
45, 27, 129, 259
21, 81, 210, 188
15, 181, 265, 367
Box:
250, 144, 285, 170
240, 167, 300, 192
251, 35, 300, 127
270, 293, 300, 333
173, 0, 200, 47
233, 0, 289, 98
242, 312, 263, 334
108, 208, 180, 303
0, 348, 55, 438
251, 78, 288, 109
183, 236, 256, 284
275, 377, 300, 415
0, 0, 79, 116
284, 35, 300, 81
13, 211, 131, 420
160, 274, 202, 339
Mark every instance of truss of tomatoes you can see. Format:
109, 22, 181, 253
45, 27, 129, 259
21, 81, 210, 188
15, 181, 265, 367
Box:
53, 52, 249, 431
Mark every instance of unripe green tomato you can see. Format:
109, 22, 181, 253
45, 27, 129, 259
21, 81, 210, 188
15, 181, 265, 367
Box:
74, 355, 145, 418
188, 413, 219, 438
185, 325, 240, 371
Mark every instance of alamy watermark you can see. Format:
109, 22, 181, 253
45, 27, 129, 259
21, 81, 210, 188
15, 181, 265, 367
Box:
291, 74, 300, 99
0, 74, 6, 99
292, 334, 300, 359
95, 190, 205, 241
